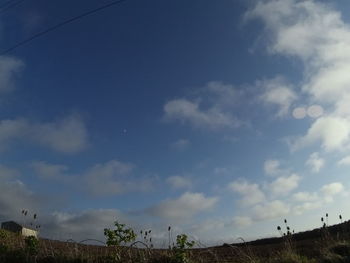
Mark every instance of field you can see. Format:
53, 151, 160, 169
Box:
1, 220, 350, 262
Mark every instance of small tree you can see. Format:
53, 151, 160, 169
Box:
104, 220, 136, 262
104, 221, 136, 246
172, 234, 195, 263
24, 236, 39, 256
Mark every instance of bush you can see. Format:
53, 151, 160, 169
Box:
104, 221, 137, 247
170, 234, 195, 263
25, 235, 39, 256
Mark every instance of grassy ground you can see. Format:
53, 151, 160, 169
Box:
1, 223, 350, 263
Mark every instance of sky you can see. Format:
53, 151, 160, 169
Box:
1, 0, 350, 247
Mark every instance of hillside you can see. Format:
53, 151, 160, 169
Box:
1, 220, 350, 262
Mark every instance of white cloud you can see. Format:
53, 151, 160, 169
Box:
258, 77, 297, 117
0, 175, 41, 222
232, 216, 253, 228
0, 115, 89, 153
293, 191, 318, 202
188, 218, 226, 236
83, 160, 154, 197
164, 99, 239, 130
146, 192, 218, 220
0, 119, 28, 148
264, 159, 281, 176
337, 155, 350, 166
246, 0, 347, 61
321, 182, 344, 203
0, 169, 143, 244
205, 81, 237, 107
292, 182, 345, 215
33, 115, 89, 153
253, 200, 290, 221
247, 0, 350, 152
166, 175, 192, 189
170, 139, 190, 151
305, 152, 325, 173
293, 116, 350, 152
0, 164, 20, 180
31, 161, 69, 180
293, 201, 323, 215
269, 174, 300, 196
229, 180, 265, 206
0, 56, 24, 93
84, 160, 134, 196
43, 209, 132, 242
163, 81, 242, 130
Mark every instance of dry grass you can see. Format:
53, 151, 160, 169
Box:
1, 221, 350, 263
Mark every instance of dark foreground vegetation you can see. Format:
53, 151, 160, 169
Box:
1, 219, 350, 263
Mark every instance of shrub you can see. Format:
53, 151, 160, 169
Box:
104, 221, 137, 247
104, 220, 137, 262
171, 234, 195, 263
25, 235, 39, 256
0, 229, 9, 254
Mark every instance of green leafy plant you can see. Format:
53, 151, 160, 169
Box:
0, 229, 9, 254
104, 220, 137, 262
24, 235, 39, 256
104, 221, 137, 246
171, 234, 195, 263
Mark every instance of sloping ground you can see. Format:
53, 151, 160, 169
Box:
1, 220, 350, 262
226, 220, 350, 248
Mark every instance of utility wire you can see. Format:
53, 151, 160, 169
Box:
0, 0, 25, 14
0, 0, 129, 55
0, 0, 17, 10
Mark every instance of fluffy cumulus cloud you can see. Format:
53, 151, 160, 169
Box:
293, 191, 318, 202
0, 115, 89, 153
166, 175, 192, 189
42, 209, 129, 242
321, 182, 344, 203
188, 218, 226, 237
293, 116, 350, 152
293, 200, 323, 215
0, 164, 20, 180
264, 159, 281, 176
232, 216, 253, 227
205, 81, 238, 107
292, 182, 345, 215
292, 191, 321, 215
31, 161, 69, 180
337, 155, 350, 166
0, 180, 41, 221
146, 192, 218, 220
252, 200, 290, 221
84, 160, 152, 196
163, 82, 241, 130
164, 99, 239, 130
0, 54, 88, 154
85, 160, 131, 196
268, 174, 301, 197
258, 77, 297, 117
33, 115, 89, 153
0, 56, 24, 93
170, 139, 190, 151
229, 180, 265, 206
0, 119, 27, 147
0, 166, 43, 222
305, 152, 325, 173
247, 0, 350, 152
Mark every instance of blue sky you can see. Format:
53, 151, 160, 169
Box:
1, 0, 350, 246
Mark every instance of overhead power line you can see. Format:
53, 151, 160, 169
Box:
0, 0, 25, 14
0, 0, 129, 56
